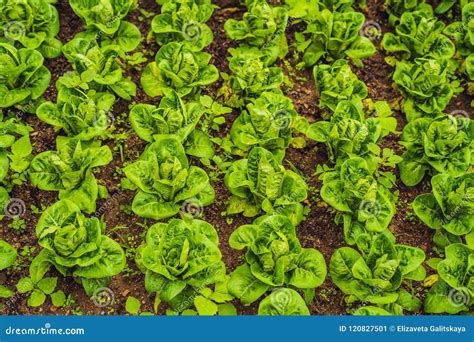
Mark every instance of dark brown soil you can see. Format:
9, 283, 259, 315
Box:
0, 0, 471, 316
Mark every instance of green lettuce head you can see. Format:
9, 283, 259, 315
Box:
228, 215, 327, 304
141, 41, 219, 98
0, 0, 62, 58
224, 146, 307, 225
0, 43, 51, 109
123, 135, 215, 220
135, 218, 225, 310
30, 200, 126, 295
399, 115, 473, 186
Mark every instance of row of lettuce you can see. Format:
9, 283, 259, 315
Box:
0, 0, 142, 308
382, 0, 474, 314
285, 0, 424, 315
0, 0, 472, 315
296, 0, 473, 315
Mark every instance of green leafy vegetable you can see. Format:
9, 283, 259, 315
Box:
413, 173, 474, 237
285, 0, 354, 18
29, 137, 113, 213
383, 0, 431, 26
224, 0, 288, 64
224, 146, 307, 225
0, 43, 51, 108
62, 38, 136, 100
312, 59, 367, 112
151, 0, 214, 50
306, 101, 396, 167
0, 113, 33, 184
392, 58, 462, 121
229, 92, 297, 158
222, 47, 284, 107
398, 115, 473, 186
141, 41, 219, 97
37, 81, 115, 140
69, 0, 136, 35
0, 239, 17, 271
123, 135, 215, 220
294, 9, 376, 67
382, 7, 455, 60
74, 20, 141, 53
320, 157, 396, 239
135, 218, 225, 311
425, 243, 473, 314
0, 0, 62, 58
330, 234, 425, 312
228, 215, 327, 304
129, 91, 214, 158
29, 200, 126, 295
444, 2, 474, 80
258, 288, 310, 315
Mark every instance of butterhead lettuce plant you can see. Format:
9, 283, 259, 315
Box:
294, 9, 376, 67
382, 7, 455, 60
0, 113, 33, 186
413, 173, 474, 237
129, 91, 214, 158
258, 288, 310, 315
29, 137, 113, 213
30, 200, 126, 295
312, 60, 368, 113
285, 0, 355, 17
0, 43, 51, 109
383, 0, 431, 26
330, 234, 425, 314
306, 101, 397, 166
224, 146, 307, 225
399, 115, 473, 186
37, 81, 116, 140
320, 157, 396, 238
222, 47, 284, 107
392, 58, 462, 121
229, 92, 297, 159
444, 2, 474, 80
151, 0, 214, 50
74, 21, 141, 54
425, 243, 474, 314
123, 135, 215, 220
141, 41, 219, 98
0, 239, 17, 298
228, 215, 327, 304
62, 38, 136, 100
69, 0, 137, 35
224, 0, 289, 64
0, 0, 62, 58
0, 113, 33, 214
135, 218, 226, 310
